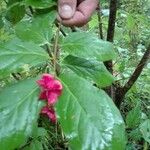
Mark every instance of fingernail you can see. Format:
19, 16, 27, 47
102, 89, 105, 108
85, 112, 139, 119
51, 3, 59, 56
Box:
60, 4, 73, 19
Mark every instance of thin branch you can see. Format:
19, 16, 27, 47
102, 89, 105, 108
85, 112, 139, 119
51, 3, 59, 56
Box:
53, 23, 60, 76
11, 73, 20, 80
97, 3, 104, 40
29, 6, 34, 15
60, 27, 66, 37
46, 44, 53, 57
71, 27, 77, 32
122, 44, 150, 94
55, 22, 66, 37
104, 0, 118, 98
115, 44, 150, 108
105, 0, 118, 74
106, 0, 118, 42
116, 74, 147, 82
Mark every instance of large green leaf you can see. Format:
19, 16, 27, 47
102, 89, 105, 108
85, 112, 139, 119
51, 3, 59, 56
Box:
63, 55, 114, 87
60, 32, 116, 61
56, 72, 126, 150
0, 78, 43, 150
15, 11, 56, 45
25, 0, 56, 8
0, 38, 49, 79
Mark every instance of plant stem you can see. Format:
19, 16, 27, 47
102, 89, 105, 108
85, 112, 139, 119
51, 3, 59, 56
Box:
143, 142, 148, 150
53, 23, 60, 77
29, 6, 34, 14
46, 44, 53, 57
71, 27, 77, 32
104, 0, 118, 98
106, 0, 118, 42
97, 3, 103, 40
55, 22, 66, 37
105, 0, 118, 73
11, 73, 20, 80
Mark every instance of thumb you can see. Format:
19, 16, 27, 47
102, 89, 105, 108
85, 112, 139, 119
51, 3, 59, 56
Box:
58, 0, 77, 19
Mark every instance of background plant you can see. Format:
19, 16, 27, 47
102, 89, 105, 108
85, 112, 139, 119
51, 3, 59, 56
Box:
0, 0, 149, 149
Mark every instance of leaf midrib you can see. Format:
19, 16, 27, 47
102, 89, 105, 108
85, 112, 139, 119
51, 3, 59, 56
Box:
60, 78, 114, 147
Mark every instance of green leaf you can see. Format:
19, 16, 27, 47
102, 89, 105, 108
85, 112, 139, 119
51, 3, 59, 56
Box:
128, 128, 142, 141
56, 72, 126, 150
126, 103, 142, 128
0, 38, 49, 79
15, 11, 56, 45
60, 32, 116, 61
32, 127, 48, 139
140, 119, 150, 143
36, 127, 48, 137
6, 1, 25, 24
25, 0, 56, 8
63, 55, 114, 87
126, 14, 136, 30
0, 78, 44, 150
25, 140, 43, 150
0, 15, 4, 28
88, 14, 98, 29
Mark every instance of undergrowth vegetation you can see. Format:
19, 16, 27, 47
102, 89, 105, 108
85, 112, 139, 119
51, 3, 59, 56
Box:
0, 0, 150, 149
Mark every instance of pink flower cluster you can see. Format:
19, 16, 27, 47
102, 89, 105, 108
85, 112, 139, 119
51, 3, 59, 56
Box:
37, 74, 63, 123
41, 106, 56, 123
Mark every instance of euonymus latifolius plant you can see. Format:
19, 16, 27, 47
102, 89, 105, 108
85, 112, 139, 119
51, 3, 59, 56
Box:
0, 0, 126, 150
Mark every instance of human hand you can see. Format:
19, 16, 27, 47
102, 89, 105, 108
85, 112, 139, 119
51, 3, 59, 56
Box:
57, 0, 98, 27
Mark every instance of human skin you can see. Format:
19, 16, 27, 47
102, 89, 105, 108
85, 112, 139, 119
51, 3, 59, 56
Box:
57, 0, 98, 27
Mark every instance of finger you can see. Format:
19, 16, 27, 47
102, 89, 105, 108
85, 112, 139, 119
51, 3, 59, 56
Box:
78, 0, 98, 19
60, 11, 88, 27
60, 0, 98, 27
58, 0, 77, 19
